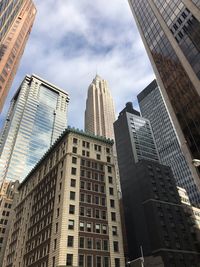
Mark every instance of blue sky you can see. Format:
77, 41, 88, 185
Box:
0, 0, 155, 130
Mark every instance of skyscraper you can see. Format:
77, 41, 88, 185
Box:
0, 74, 69, 182
114, 103, 200, 266
128, 1, 200, 189
85, 75, 116, 139
0, 0, 36, 112
138, 80, 200, 206
3, 127, 125, 267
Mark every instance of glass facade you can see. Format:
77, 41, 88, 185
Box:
129, 0, 200, 179
138, 80, 200, 205
127, 112, 159, 163
0, 74, 69, 181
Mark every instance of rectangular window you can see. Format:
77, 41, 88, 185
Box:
113, 241, 119, 252
72, 157, 77, 164
87, 255, 93, 267
96, 154, 101, 160
87, 238, 92, 249
79, 255, 84, 267
102, 225, 107, 234
71, 167, 76, 175
80, 206, 84, 216
95, 224, 100, 233
111, 212, 116, 221
68, 220, 74, 230
103, 240, 108, 251
80, 222, 84, 231
87, 222, 92, 232
104, 257, 109, 267
73, 138, 78, 144
69, 205, 75, 214
109, 187, 114, 195
107, 166, 112, 173
112, 226, 117, 236
96, 239, 101, 250
70, 179, 76, 187
108, 176, 113, 184
97, 256, 102, 267
115, 258, 120, 267
72, 147, 77, 153
79, 237, 84, 248
66, 254, 73, 266
110, 199, 115, 208
67, 236, 74, 247
70, 191, 76, 200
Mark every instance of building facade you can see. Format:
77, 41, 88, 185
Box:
138, 80, 200, 206
128, 0, 200, 190
85, 75, 116, 140
3, 127, 125, 267
0, 180, 19, 265
114, 103, 200, 266
0, 0, 36, 112
0, 74, 69, 182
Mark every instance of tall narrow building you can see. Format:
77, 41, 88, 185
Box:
114, 103, 200, 266
0, 0, 36, 112
85, 75, 116, 140
128, 0, 200, 189
3, 127, 125, 267
0, 74, 69, 182
138, 80, 200, 206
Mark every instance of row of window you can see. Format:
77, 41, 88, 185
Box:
73, 138, 111, 154
66, 254, 121, 267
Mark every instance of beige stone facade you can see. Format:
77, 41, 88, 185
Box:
3, 128, 125, 267
0, 180, 19, 266
0, 0, 36, 112
85, 75, 116, 140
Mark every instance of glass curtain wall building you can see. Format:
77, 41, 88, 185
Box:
138, 80, 200, 206
0, 0, 36, 111
0, 74, 69, 182
128, 0, 200, 190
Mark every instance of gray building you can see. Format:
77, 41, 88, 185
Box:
128, 0, 200, 191
0, 74, 69, 182
138, 80, 200, 206
114, 103, 200, 266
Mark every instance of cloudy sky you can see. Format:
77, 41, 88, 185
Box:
0, 0, 155, 130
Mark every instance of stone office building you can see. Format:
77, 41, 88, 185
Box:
3, 127, 125, 267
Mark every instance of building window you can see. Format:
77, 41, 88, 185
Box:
106, 148, 110, 153
103, 240, 109, 251
70, 191, 76, 200
79, 237, 84, 248
68, 220, 74, 230
95, 224, 100, 233
87, 222, 92, 232
72, 147, 77, 153
101, 197, 106, 206
80, 206, 84, 216
96, 239, 101, 250
97, 256, 102, 267
86, 208, 91, 217
97, 154, 101, 160
79, 255, 84, 267
67, 236, 74, 247
112, 226, 117, 236
107, 156, 111, 163
113, 241, 119, 252
87, 194, 92, 203
110, 199, 115, 208
73, 138, 78, 144
66, 254, 73, 266
102, 210, 106, 220
115, 258, 120, 267
107, 166, 112, 173
104, 257, 109, 267
72, 157, 77, 164
54, 239, 57, 250
109, 187, 114, 195
111, 212, 116, 221
108, 176, 113, 184
87, 255, 93, 267
80, 222, 84, 231
52, 257, 55, 267
69, 205, 75, 214
102, 225, 107, 234
87, 238, 92, 249
71, 167, 76, 175
86, 151, 90, 157
70, 179, 76, 187
81, 181, 85, 189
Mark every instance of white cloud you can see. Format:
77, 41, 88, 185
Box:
0, 0, 155, 130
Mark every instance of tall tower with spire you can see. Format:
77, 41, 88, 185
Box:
85, 75, 116, 139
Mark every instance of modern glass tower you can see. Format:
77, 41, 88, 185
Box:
85, 75, 116, 140
128, 0, 200, 190
0, 0, 36, 112
0, 74, 69, 182
138, 80, 200, 206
